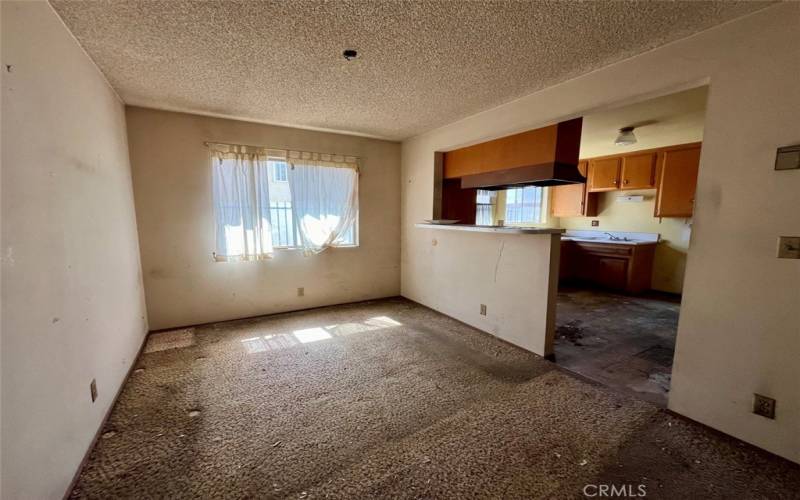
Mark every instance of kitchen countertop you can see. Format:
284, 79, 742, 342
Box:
415, 223, 564, 235
561, 229, 659, 246
561, 236, 657, 246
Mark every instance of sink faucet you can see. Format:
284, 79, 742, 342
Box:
604, 232, 622, 241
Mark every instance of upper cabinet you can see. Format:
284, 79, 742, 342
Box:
588, 151, 657, 191
620, 152, 656, 189
552, 161, 598, 217
588, 157, 621, 191
575, 142, 701, 218
654, 144, 702, 217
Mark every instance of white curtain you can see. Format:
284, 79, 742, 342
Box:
288, 156, 358, 255
211, 148, 274, 261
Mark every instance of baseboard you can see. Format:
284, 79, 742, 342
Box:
147, 295, 403, 334
62, 329, 151, 499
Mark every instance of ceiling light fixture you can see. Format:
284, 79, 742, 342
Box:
342, 49, 358, 61
615, 126, 637, 146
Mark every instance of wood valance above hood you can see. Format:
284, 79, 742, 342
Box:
442, 118, 584, 189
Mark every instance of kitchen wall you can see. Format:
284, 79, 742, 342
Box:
402, 3, 800, 463
1, 3, 148, 498
558, 191, 692, 294
126, 107, 401, 331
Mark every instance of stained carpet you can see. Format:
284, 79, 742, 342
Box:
70, 298, 799, 499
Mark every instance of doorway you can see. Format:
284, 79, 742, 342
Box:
551, 86, 708, 407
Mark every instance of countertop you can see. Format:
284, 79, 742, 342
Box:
561, 236, 657, 246
415, 223, 564, 235
561, 229, 659, 246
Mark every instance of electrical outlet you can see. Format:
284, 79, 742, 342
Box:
297, 287, 304, 297
591, 220, 599, 227
480, 304, 487, 316
753, 393, 776, 419
777, 236, 800, 259
90, 379, 98, 403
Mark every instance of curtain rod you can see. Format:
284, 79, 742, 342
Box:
203, 141, 362, 160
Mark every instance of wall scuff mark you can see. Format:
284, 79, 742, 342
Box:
493, 241, 505, 283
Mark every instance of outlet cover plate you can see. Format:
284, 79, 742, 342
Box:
753, 393, 776, 419
297, 287, 305, 297
591, 220, 599, 227
90, 379, 98, 403
777, 236, 800, 259
480, 304, 487, 316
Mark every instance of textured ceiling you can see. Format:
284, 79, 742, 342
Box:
581, 86, 708, 158
50, 1, 770, 140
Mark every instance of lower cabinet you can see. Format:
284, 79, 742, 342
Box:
560, 241, 656, 293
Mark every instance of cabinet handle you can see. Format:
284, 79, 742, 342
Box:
623, 179, 629, 185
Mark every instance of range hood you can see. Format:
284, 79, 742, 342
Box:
442, 117, 584, 189
459, 161, 586, 190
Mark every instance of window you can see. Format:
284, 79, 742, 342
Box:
272, 162, 288, 182
211, 148, 358, 261
505, 186, 547, 224
475, 190, 496, 225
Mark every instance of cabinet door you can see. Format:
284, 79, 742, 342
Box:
592, 257, 629, 290
588, 157, 621, 191
551, 183, 585, 217
551, 161, 597, 217
654, 145, 701, 217
620, 152, 656, 189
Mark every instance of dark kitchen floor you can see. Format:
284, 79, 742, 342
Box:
554, 286, 680, 407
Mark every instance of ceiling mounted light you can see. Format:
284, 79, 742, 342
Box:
615, 126, 637, 146
342, 49, 358, 61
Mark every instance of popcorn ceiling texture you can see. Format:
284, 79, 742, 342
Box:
49, 1, 770, 140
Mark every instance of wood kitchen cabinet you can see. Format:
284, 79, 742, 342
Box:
620, 152, 656, 189
560, 240, 656, 293
581, 142, 700, 217
588, 157, 621, 191
551, 161, 598, 217
654, 144, 702, 217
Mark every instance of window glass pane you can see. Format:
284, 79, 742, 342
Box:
475, 189, 495, 225
505, 186, 545, 223
272, 162, 288, 182
267, 160, 295, 246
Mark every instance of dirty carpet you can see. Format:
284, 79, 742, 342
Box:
70, 298, 799, 499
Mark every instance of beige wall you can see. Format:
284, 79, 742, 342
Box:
1, 2, 148, 498
578, 86, 707, 159
126, 107, 401, 331
412, 229, 560, 357
402, 3, 800, 462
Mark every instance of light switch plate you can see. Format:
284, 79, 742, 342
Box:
777, 236, 800, 259
480, 304, 487, 316
753, 393, 776, 419
774, 144, 800, 171
90, 379, 98, 402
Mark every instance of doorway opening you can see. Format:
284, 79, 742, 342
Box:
551, 85, 708, 407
